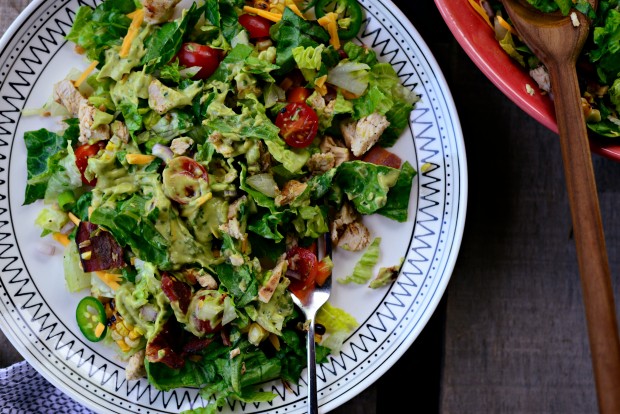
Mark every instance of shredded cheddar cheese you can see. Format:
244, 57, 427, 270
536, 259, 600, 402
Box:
68, 212, 81, 226
120, 8, 144, 58
287, 3, 305, 19
52, 232, 70, 247
496, 15, 516, 34
126, 153, 156, 165
317, 12, 340, 50
94, 322, 106, 339
314, 74, 328, 96
243, 6, 282, 23
467, 0, 493, 30
95, 271, 122, 291
194, 193, 213, 209
73, 60, 99, 88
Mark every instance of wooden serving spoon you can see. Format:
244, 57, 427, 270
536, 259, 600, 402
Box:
499, 1, 620, 412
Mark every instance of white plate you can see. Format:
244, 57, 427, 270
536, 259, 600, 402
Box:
0, 0, 467, 413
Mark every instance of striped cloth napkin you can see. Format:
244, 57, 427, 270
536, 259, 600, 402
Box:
0, 361, 94, 414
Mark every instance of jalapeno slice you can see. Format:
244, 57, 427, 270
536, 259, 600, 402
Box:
76, 296, 107, 342
315, 0, 363, 41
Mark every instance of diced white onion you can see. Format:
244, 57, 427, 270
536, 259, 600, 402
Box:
152, 143, 174, 162
60, 221, 76, 234
36, 243, 56, 256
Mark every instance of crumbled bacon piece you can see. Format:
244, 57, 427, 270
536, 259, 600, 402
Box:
75, 221, 126, 272
161, 273, 192, 314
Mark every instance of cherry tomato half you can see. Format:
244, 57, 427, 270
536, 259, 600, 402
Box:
287, 86, 312, 103
275, 102, 319, 148
75, 141, 106, 186
176, 43, 222, 80
239, 14, 273, 39
286, 246, 319, 298
162, 156, 210, 204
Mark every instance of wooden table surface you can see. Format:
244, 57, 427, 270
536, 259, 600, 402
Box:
2, 1, 620, 413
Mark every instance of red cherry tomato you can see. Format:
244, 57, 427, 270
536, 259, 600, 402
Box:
238, 14, 273, 39
275, 102, 319, 148
176, 43, 222, 80
315, 259, 332, 287
162, 156, 210, 204
287, 86, 312, 103
75, 141, 106, 186
286, 246, 318, 298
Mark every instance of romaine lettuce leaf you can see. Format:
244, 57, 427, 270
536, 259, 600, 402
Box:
142, 3, 205, 72
377, 161, 417, 222
264, 138, 311, 174
315, 301, 359, 354
338, 237, 381, 285
335, 161, 400, 215
23, 125, 76, 205
271, 8, 330, 75
591, 8, 620, 84
65, 0, 135, 65
213, 263, 259, 307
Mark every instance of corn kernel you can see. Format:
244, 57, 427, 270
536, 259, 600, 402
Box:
116, 339, 130, 352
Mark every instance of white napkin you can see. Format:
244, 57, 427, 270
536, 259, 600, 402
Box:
0, 361, 94, 414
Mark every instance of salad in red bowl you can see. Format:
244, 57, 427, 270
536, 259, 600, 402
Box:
435, 0, 620, 161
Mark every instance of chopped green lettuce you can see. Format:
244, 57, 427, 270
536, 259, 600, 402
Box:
338, 237, 382, 284
142, 3, 206, 72
65, 0, 136, 65
335, 161, 400, 215
316, 302, 359, 354
63, 242, 92, 293
377, 161, 417, 222
23, 126, 75, 205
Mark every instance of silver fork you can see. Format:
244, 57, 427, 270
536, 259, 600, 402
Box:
290, 232, 333, 414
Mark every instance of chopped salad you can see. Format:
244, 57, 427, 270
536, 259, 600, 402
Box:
469, 0, 620, 138
22, 0, 418, 412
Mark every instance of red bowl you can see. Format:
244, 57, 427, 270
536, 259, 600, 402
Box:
435, 0, 620, 161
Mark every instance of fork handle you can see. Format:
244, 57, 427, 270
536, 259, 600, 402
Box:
306, 318, 319, 414
548, 60, 620, 414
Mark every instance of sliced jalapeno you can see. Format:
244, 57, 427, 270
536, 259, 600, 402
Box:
76, 296, 107, 342
315, 0, 363, 41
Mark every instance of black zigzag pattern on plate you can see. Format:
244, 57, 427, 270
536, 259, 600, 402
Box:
0, 0, 455, 413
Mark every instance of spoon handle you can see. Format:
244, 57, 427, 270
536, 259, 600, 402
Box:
548, 61, 620, 414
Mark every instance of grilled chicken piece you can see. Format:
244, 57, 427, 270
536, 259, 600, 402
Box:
331, 202, 371, 251
141, 0, 182, 24
53, 79, 111, 143
125, 349, 146, 381
258, 254, 287, 303
340, 113, 390, 157
307, 152, 335, 174
53, 79, 87, 116
275, 180, 308, 207
320, 136, 351, 167
78, 101, 111, 143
